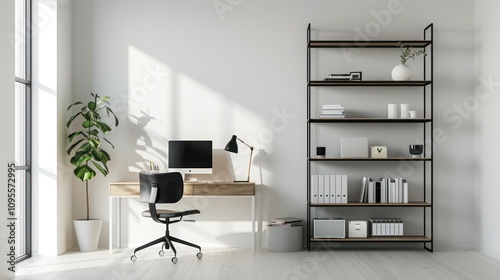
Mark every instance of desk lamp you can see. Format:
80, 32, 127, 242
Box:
225, 135, 254, 182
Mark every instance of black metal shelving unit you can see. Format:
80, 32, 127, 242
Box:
306, 23, 434, 252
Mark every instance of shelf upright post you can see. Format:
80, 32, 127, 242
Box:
423, 23, 434, 252
306, 23, 312, 251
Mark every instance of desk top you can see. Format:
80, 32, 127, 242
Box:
109, 181, 255, 197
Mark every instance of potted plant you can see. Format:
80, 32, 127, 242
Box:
66, 92, 119, 251
391, 43, 427, 81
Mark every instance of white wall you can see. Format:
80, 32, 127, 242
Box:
31, 0, 73, 256
475, 0, 500, 260
71, 0, 475, 249
0, 0, 16, 278
57, 0, 74, 255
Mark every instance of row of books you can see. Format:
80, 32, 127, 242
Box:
369, 218, 404, 237
319, 104, 345, 118
360, 177, 409, 203
310, 175, 347, 204
268, 217, 303, 227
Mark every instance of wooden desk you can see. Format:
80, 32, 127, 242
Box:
109, 181, 256, 253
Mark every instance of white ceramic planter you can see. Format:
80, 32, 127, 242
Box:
74, 219, 102, 252
391, 63, 412, 81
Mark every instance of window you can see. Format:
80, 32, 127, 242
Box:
15, 0, 32, 262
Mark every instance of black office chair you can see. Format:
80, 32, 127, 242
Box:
130, 171, 203, 264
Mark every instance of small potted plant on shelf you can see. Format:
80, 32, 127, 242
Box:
66, 92, 119, 252
391, 43, 427, 81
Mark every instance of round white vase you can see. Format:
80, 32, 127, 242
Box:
74, 219, 102, 252
391, 63, 412, 81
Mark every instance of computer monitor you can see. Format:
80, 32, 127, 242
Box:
168, 140, 213, 175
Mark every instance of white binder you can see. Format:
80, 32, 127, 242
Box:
311, 175, 318, 203
341, 175, 348, 203
402, 179, 409, 203
335, 175, 342, 203
323, 175, 330, 204
318, 175, 324, 203
330, 175, 336, 204
368, 181, 374, 203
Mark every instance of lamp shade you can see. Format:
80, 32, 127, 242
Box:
225, 135, 238, 153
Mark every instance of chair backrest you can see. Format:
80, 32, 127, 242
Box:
139, 172, 184, 204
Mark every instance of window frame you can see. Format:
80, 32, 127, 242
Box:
14, 0, 32, 263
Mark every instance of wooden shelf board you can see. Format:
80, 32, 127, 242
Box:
308, 202, 431, 207
308, 40, 431, 48
308, 118, 431, 123
308, 157, 431, 161
309, 236, 432, 242
309, 80, 432, 86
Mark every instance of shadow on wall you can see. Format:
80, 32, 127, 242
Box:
126, 108, 168, 173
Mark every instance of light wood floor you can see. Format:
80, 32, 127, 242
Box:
15, 247, 500, 280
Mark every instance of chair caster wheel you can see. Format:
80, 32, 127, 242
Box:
197, 252, 203, 259
130, 255, 137, 262
159, 250, 165, 257
171, 257, 178, 264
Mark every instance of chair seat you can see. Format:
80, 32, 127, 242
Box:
142, 209, 200, 219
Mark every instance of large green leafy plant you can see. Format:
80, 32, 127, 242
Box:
67, 93, 119, 220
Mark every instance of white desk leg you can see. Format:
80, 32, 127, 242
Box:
109, 196, 121, 254
109, 197, 113, 253
252, 196, 256, 252
117, 197, 121, 250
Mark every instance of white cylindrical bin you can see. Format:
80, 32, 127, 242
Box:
267, 225, 303, 252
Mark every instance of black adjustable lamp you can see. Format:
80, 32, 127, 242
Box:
225, 135, 254, 182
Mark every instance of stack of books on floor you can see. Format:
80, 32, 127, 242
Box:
319, 104, 345, 118
268, 217, 303, 227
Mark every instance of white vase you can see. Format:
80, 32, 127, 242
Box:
74, 219, 102, 252
391, 63, 412, 81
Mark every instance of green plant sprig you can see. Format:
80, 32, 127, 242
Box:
398, 43, 427, 64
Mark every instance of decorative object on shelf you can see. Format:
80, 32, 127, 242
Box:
325, 71, 362, 81
370, 146, 387, 158
225, 135, 254, 182
66, 92, 120, 251
391, 43, 426, 81
316, 147, 326, 158
391, 63, 413, 81
341, 137, 368, 158
388, 104, 416, 119
400, 104, 410, 118
409, 144, 424, 158
388, 104, 398, 118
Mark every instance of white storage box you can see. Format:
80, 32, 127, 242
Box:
348, 220, 368, 238
341, 137, 368, 158
313, 218, 345, 238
